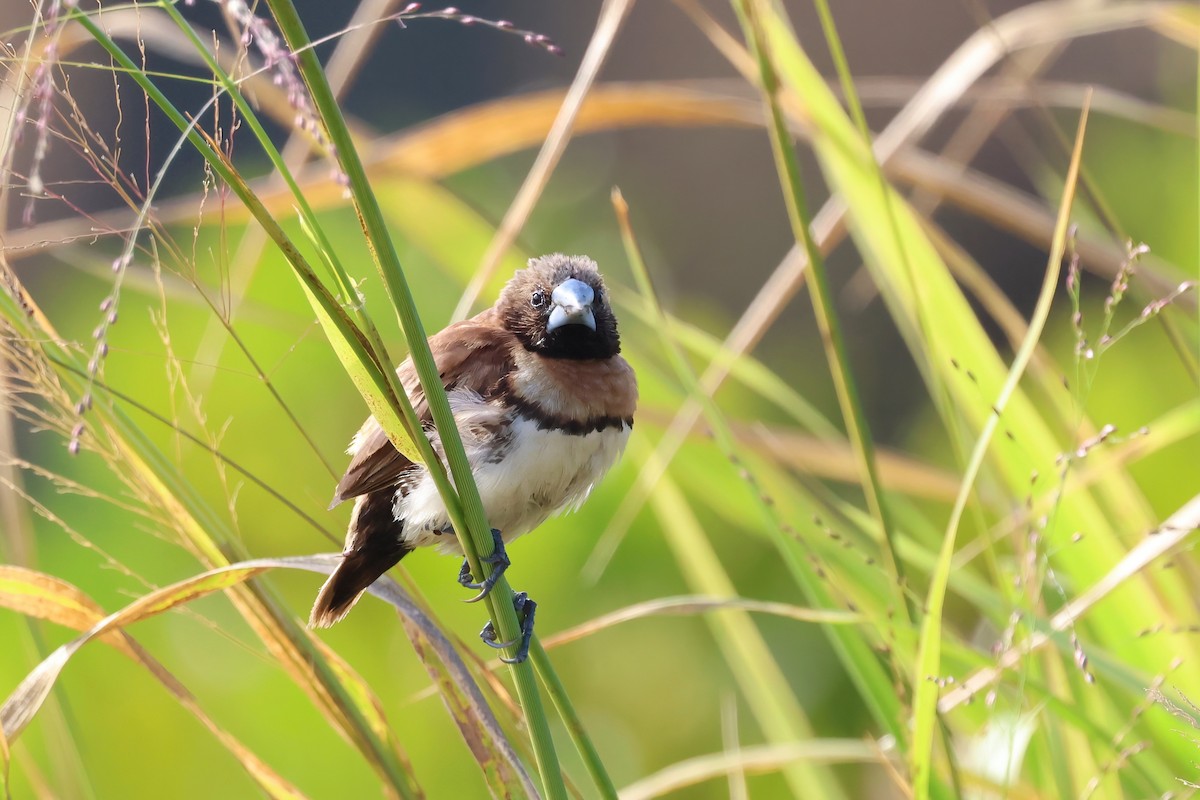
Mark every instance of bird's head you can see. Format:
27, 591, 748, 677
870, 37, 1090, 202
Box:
498, 254, 621, 360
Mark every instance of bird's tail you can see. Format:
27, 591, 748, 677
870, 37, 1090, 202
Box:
309, 544, 409, 628
312, 488, 411, 628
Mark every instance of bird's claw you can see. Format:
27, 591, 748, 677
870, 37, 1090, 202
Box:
479, 591, 537, 664
458, 529, 510, 603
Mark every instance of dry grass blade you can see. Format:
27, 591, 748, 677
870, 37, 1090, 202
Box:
848, 77, 1198, 136
889, 149, 1191, 304
0, 555, 533, 796
941, 493, 1200, 713
277, 560, 538, 799
453, 0, 635, 320
5, 78, 1184, 301
0, 83, 758, 258
872, 1, 1183, 162
634, 388, 964, 504
540, 596, 861, 650
617, 740, 885, 800
726, 419, 965, 502
0, 720, 7, 799
400, 617, 536, 800
377, 83, 761, 180
0, 562, 264, 738
0, 567, 307, 799
601, 1, 1195, 580
0, 567, 140, 659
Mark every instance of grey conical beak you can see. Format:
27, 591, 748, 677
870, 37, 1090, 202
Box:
547, 278, 596, 332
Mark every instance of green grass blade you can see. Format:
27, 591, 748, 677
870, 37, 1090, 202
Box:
67, 8, 423, 465
647, 466, 846, 799
757, 0, 1200, 718
614, 188, 849, 797
0, 267, 422, 799
733, 0, 914, 627
527, 640, 618, 800
265, 2, 568, 795
911, 95, 1092, 798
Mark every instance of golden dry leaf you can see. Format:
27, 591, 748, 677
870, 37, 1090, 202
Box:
0, 566, 307, 799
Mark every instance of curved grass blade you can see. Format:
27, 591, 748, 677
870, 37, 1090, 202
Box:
910, 94, 1091, 799
0, 567, 307, 799
0, 564, 257, 738
614, 186, 904, 756
265, 1, 572, 795
619, 740, 886, 800
0, 556, 534, 798
0, 567, 141, 659
399, 616, 533, 800
734, 0, 912, 625
0, 270, 420, 797
540, 596, 861, 650
754, 0, 1200, 723
940, 492, 1200, 714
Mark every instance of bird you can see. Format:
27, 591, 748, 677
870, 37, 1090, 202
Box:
310, 254, 637, 662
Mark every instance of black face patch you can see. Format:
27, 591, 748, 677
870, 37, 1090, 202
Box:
498, 254, 621, 360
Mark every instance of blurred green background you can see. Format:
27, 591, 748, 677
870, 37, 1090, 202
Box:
2, 1, 1198, 798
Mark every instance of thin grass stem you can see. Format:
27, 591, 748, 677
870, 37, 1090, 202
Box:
264, 1, 569, 795
734, 0, 913, 625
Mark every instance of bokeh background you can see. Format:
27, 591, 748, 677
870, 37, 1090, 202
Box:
1, 1, 1197, 798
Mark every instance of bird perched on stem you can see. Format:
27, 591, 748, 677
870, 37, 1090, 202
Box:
310, 254, 637, 662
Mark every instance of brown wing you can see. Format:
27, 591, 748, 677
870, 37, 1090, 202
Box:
329, 312, 516, 507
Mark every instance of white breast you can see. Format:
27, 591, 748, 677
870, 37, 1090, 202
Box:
396, 402, 630, 551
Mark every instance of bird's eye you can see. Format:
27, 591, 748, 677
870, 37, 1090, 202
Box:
530, 290, 547, 309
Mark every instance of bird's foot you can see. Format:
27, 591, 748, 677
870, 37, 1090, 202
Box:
479, 591, 537, 664
457, 528, 510, 603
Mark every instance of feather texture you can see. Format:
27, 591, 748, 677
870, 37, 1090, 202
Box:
310, 255, 636, 627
